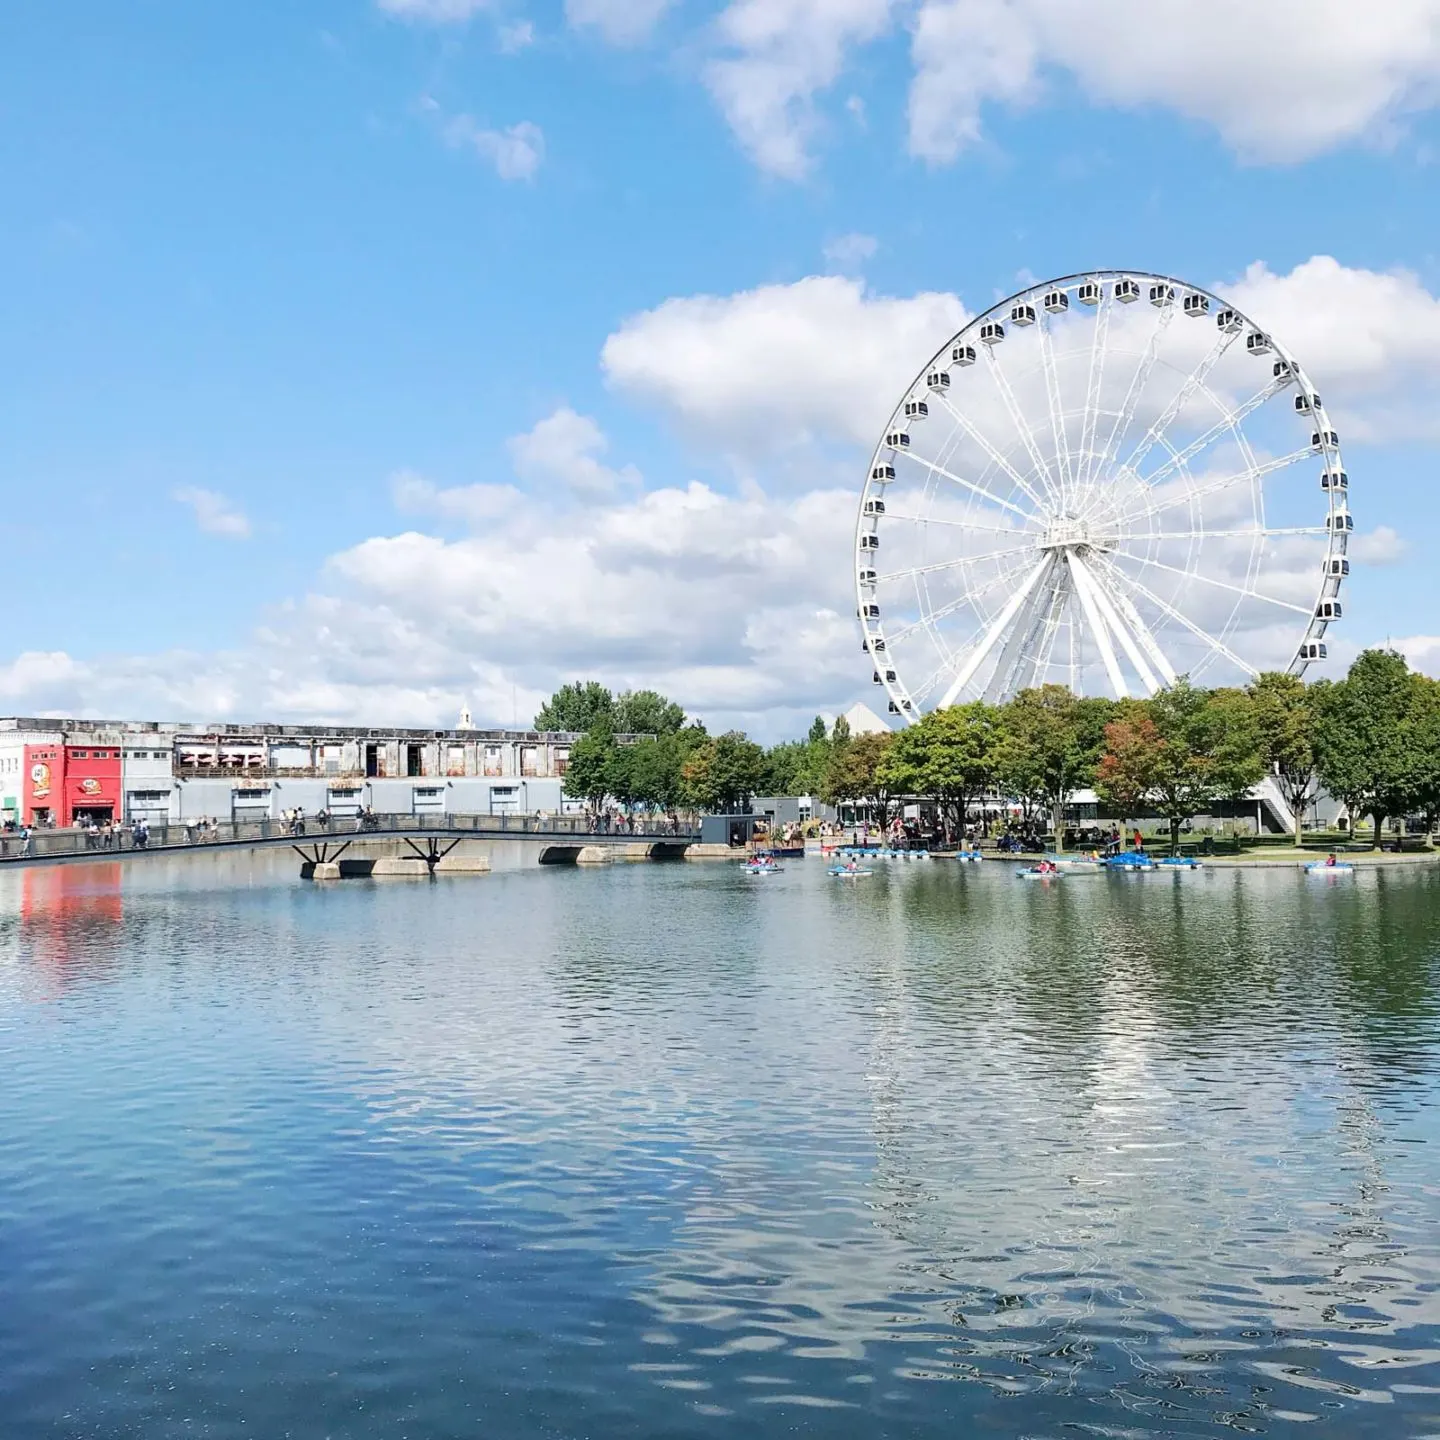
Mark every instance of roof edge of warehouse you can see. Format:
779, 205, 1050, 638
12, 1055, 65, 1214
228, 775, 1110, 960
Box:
0, 716, 651, 744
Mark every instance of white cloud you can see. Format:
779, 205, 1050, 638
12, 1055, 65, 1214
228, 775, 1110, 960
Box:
172, 487, 252, 539
602, 274, 968, 453
1221, 256, 1440, 440
1348, 526, 1410, 565
822, 231, 877, 273
0, 469, 863, 738
1395, 635, 1440, 677
376, 0, 492, 20
909, 0, 1440, 166
497, 19, 535, 52
507, 407, 643, 498
565, 0, 674, 45
392, 470, 524, 525
704, 0, 899, 178
909, 0, 1038, 162
444, 116, 545, 180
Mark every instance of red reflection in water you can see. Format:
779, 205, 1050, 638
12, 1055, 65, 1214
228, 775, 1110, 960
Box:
21, 864, 124, 992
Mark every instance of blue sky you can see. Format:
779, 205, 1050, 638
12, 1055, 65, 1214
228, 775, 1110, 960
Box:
3, 0, 1439, 737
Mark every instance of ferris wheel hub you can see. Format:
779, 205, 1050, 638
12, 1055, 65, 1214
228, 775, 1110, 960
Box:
1040, 515, 1092, 550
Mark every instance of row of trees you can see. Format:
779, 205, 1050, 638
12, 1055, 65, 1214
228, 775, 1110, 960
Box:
538, 651, 1440, 848
538, 683, 768, 816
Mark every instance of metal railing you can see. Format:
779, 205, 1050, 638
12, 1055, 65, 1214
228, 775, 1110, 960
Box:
0, 813, 700, 864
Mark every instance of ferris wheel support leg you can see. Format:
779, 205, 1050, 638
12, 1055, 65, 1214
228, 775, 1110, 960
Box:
937, 554, 1052, 709
1089, 554, 1180, 685
1065, 551, 1130, 700
985, 557, 1062, 702
1068, 549, 1159, 695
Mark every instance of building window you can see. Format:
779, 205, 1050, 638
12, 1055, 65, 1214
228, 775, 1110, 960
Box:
484, 746, 503, 778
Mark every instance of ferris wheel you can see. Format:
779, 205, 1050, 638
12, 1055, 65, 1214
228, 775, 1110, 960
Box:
857, 270, 1350, 721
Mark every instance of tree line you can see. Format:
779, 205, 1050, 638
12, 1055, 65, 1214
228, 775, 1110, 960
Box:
536, 650, 1440, 848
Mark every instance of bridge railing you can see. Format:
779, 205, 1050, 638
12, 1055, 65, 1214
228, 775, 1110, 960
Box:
0, 813, 699, 863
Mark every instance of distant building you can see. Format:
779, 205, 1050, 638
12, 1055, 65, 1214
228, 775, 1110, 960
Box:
0, 717, 647, 826
840, 702, 891, 736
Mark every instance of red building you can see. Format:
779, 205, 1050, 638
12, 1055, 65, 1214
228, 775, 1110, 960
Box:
22, 741, 122, 826
63, 743, 121, 826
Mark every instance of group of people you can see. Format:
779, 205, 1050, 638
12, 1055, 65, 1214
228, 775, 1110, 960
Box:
281, 807, 333, 836
79, 818, 150, 850
586, 810, 684, 835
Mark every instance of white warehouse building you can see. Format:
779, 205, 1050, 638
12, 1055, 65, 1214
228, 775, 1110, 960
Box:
0, 716, 625, 826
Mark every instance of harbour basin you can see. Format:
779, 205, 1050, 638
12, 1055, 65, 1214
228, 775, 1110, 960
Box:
1, 852, 1438, 1438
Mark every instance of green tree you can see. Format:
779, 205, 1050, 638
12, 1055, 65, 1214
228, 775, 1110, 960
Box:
1314, 649, 1420, 848
613, 689, 687, 736
562, 725, 617, 811
1247, 671, 1319, 843
536, 681, 615, 734
604, 742, 643, 811
879, 702, 1000, 837
825, 731, 896, 816
1403, 674, 1440, 844
1095, 684, 1265, 853
682, 732, 765, 813
1146, 682, 1265, 853
759, 741, 808, 797
761, 721, 833, 798
1095, 704, 1160, 841
993, 686, 1115, 850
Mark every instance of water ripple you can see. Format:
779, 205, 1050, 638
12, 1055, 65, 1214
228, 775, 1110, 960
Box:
0, 854, 1438, 1436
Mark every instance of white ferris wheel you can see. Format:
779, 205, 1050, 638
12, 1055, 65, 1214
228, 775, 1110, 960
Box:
857, 270, 1351, 721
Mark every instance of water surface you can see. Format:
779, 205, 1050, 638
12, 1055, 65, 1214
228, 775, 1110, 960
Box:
2, 854, 1438, 1437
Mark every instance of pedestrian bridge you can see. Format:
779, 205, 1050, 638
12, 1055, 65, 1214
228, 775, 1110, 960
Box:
0, 813, 700, 873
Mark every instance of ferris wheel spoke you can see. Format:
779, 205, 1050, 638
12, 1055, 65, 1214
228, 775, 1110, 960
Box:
1099, 296, 1177, 492
1140, 378, 1287, 490
981, 344, 1062, 506
1037, 311, 1075, 499
1123, 526, 1328, 540
1103, 562, 1261, 678
937, 555, 1054, 708
932, 392, 1051, 515
903, 454, 1039, 524
1114, 446, 1311, 525
885, 511, 1035, 537
875, 542, 1037, 586
1120, 327, 1240, 480
1075, 285, 1115, 503
1106, 547, 1312, 615
883, 551, 1042, 647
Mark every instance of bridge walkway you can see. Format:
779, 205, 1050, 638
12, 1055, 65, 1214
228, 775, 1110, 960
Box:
0, 814, 699, 870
